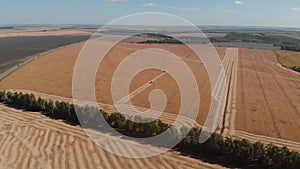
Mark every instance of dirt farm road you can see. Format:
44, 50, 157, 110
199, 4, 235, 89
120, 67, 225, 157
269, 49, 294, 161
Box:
216, 48, 239, 135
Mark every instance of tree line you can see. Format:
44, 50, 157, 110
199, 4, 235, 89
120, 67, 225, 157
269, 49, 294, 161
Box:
292, 66, 300, 73
0, 91, 299, 168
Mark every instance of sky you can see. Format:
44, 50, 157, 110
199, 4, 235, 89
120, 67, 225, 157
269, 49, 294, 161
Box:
1, 0, 300, 28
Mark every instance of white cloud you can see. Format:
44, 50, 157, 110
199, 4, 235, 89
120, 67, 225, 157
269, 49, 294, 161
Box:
234, 1, 244, 5
165, 6, 199, 11
141, 3, 156, 7
292, 7, 300, 11
106, 0, 128, 3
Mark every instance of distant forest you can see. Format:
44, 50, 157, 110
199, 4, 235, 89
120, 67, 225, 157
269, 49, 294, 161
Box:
210, 32, 300, 52
136, 32, 300, 52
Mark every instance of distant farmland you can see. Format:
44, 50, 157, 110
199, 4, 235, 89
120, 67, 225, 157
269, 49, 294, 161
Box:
0, 35, 90, 73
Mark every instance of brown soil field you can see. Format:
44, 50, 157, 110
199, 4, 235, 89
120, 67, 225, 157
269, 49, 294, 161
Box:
235, 48, 300, 142
0, 29, 95, 38
0, 104, 226, 169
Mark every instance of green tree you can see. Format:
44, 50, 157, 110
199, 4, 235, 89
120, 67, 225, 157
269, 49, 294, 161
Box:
0, 91, 6, 102
45, 100, 55, 113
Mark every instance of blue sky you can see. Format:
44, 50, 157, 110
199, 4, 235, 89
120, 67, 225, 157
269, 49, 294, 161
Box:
1, 0, 300, 27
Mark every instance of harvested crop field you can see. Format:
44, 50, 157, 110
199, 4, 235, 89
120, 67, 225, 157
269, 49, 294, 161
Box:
0, 29, 95, 38
1, 41, 300, 144
0, 104, 225, 169
0, 41, 226, 125
235, 48, 300, 142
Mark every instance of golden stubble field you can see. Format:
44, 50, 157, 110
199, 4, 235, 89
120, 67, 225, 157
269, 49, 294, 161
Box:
0, 41, 300, 143
0, 104, 226, 169
0, 29, 95, 38
0, 41, 230, 169
236, 48, 300, 142
0, 41, 226, 125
